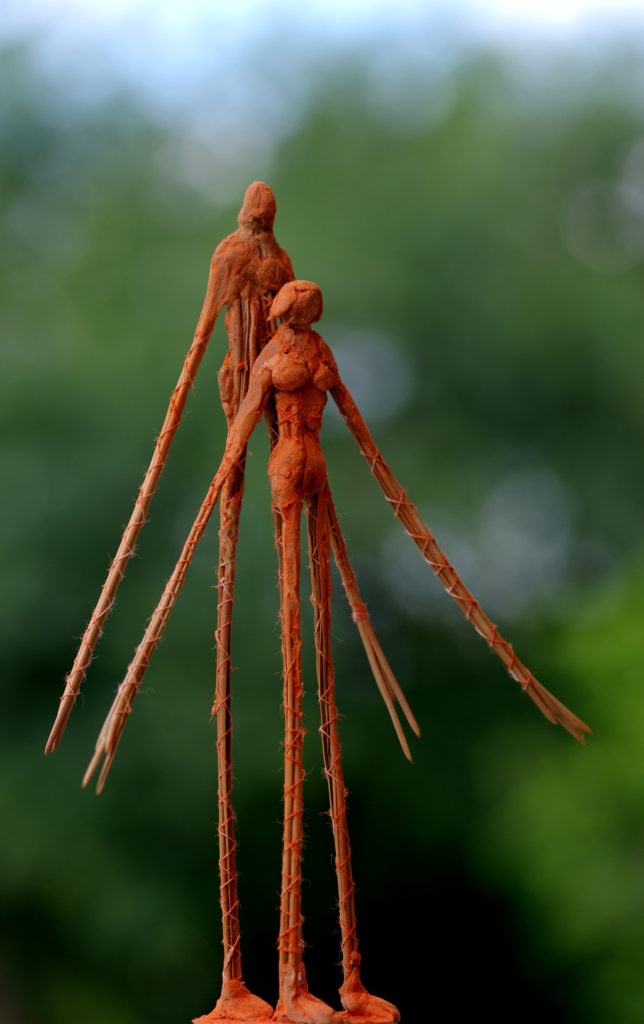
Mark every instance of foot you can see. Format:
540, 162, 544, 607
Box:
339, 965, 399, 1024
274, 964, 342, 1024
194, 978, 274, 1023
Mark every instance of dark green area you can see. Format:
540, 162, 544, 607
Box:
2, 35, 644, 1023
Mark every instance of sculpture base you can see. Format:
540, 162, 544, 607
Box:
340, 1012, 399, 1024
338, 967, 399, 1024
193, 978, 274, 1023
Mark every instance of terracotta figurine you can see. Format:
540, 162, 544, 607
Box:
47, 188, 590, 1024
47, 186, 417, 1023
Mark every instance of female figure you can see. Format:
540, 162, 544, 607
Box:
84, 280, 588, 1023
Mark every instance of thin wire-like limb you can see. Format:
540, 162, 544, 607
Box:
308, 491, 356, 971
331, 381, 591, 744
196, 460, 274, 1024
210, 294, 263, 993
83, 480, 219, 790
277, 501, 304, 973
46, 277, 227, 756
84, 360, 273, 790
213, 469, 245, 984
307, 491, 399, 1024
325, 485, 419, 760
208, 293, 276, 1016
274, 500, 339, 1024
83, 446, 259, 790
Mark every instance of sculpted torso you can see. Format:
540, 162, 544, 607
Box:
215, 231, 293, 304
214, 231, 294, 423
262, 327, 338, 509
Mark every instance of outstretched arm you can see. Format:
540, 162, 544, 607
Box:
324, 485, 420, 760
84, 360, 274, 791
331, 379, 591, 744
46, 255, 231, 756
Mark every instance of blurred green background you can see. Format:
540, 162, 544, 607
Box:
3, 4, 644, 1022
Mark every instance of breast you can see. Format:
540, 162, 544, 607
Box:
271, 353, 310, 392
312, 359, 336, 392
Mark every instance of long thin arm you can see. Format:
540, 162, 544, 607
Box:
325, 485, 420, 760
331, 380, 591, 744
46, 259, 230, 755
84, 363, 273, 791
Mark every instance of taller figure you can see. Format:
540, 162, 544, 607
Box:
202, 182, 295, 1022
45, 182, 292, 756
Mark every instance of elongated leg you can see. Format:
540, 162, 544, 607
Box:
307, 491, 399, 1024
275, 501, 339, 1024
215, 472, 244, 984
324, 485, 419, 760
194, 471, 274, 1024
193, 304, 273, 1022
196, 297, 279, 1022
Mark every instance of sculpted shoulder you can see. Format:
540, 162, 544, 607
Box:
212, 232, 292, 299
212, 229, 238, 260
312, 332, 339, 390
211, 232, 249, 274
207, 232, 249, 306
253, 331, 284, 373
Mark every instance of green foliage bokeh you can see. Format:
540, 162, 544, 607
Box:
2, 32, 644, 1024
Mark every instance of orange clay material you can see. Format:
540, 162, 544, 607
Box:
211, 183, 293, 998
192, 979, 272, 1024
330, 380, 591, 744
308, 490, 357, 972
45, 181, 293, 757
78, 188, 414, 1023
84, 282, 400, 1022
325, 484, 420, 761
213, 462, 246, 987
213, 223, 411, 989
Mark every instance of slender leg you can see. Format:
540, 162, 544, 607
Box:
307, 491, 399, 1024
196, 301, 273, 1023
194, 470, 274, 1024
215, 470, 245, 984
275, 500, 340, 1024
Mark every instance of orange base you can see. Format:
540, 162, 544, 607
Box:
193, 979, 274, 1023
339, 967, 399, 1024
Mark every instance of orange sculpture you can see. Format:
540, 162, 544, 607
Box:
46, 186, 590, 1024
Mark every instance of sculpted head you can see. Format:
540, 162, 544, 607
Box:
238, 181, 277, 230
271, 280, 323, 327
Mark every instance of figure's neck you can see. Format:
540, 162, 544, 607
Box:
238, 223, 271, 242
281, 323, 308, 342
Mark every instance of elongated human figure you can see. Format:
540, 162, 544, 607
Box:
49, 187, 416, 1022
84, 281, 590, 1024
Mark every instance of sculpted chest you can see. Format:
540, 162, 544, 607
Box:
270, 341, 336, 394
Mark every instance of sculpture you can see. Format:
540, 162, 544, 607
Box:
46, 186, 590, 1024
